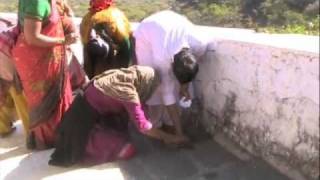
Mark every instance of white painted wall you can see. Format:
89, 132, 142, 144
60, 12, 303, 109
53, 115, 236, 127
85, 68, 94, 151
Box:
194, 32, 319, 179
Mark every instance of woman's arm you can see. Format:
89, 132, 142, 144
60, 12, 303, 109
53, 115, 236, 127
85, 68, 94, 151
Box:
23, 18, 65, 47
124, 102, 188, 144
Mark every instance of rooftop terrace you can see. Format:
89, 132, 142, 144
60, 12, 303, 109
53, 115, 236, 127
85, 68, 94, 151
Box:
0, 13, 319, 180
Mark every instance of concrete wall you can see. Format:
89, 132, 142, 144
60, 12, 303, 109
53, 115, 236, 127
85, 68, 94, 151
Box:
194, 31, 319, 180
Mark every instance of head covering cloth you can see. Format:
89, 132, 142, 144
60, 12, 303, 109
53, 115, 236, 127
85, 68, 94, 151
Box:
81, 0, 131, 45
80, 1, 132, 78
92, 65, 160, 104
89, 0, 113, 14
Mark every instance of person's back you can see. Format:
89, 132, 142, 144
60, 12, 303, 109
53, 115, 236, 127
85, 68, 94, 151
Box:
134, 10, 207, 140
134, 10, 193, 61
141, 10, 192, 32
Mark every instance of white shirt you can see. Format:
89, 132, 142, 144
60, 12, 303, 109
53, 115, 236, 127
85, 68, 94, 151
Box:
133, 10, 207, 106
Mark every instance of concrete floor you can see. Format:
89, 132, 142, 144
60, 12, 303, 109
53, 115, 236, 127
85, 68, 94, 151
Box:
0, 121, 290, 180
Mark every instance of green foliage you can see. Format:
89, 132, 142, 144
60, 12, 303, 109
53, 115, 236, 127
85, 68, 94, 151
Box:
177, 0, 242, 27
178, 0, 319, 35
259, 0, 291, 25
258, 15, 319, 35
0, 0, 18, 13
285, 0, 317, 11
254, 0, 319, 35
117, 0, 172, 21
205, 3, 241, 25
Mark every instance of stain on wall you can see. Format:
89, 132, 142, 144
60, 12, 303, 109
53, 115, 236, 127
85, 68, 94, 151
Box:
195, 40, 319, 180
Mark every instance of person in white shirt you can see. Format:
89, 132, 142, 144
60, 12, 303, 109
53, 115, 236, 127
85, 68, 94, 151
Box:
133, 10, 208, 142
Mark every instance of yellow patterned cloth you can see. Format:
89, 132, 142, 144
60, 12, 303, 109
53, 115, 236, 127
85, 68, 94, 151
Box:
81, 6, 132, 79
81, 6, 131, 45
0, 84, 29, 135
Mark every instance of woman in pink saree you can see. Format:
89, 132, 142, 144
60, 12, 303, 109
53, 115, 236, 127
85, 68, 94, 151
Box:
12, 0, 76, 149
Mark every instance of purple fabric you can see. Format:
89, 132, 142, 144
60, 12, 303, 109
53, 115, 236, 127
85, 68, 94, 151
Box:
79, 83, 152, 165
82, 124, 127, 165
84, 83, 152, 132
85, 83, 125, 115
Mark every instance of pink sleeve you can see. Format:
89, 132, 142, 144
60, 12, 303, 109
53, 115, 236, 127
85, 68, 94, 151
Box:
123, 101, 153, 133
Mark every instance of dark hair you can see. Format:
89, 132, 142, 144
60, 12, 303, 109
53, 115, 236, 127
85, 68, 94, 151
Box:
172, 48, 199, 84
85, 28, 112, 79
87, 37, 110, 58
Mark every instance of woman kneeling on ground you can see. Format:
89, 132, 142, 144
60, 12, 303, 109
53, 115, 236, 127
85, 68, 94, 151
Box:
49, 65, 188, 167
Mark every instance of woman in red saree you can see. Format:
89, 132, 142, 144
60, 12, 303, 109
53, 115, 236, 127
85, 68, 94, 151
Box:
12, 0, 76, 149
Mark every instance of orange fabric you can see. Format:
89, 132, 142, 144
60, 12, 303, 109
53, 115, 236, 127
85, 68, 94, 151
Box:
12, 0, 72, 146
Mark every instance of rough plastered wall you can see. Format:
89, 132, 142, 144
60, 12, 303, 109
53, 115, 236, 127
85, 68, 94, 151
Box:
194, 37, 319, 180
